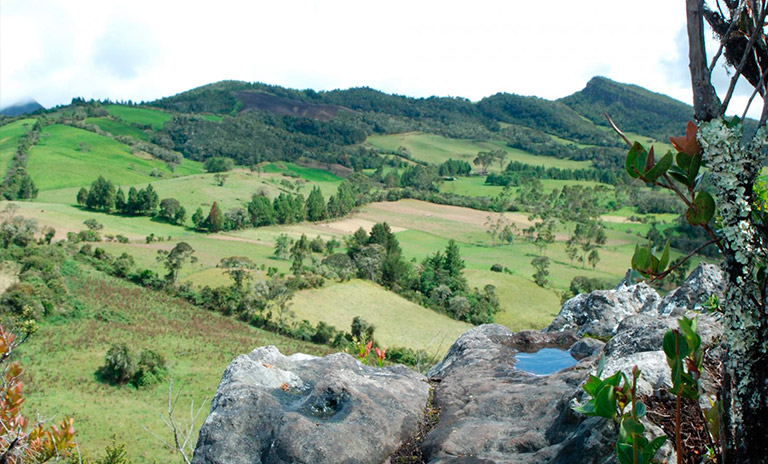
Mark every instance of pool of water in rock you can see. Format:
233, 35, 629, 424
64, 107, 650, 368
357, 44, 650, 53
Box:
514, 348, 577, 375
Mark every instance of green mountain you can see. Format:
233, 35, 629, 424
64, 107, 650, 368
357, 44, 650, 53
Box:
560, 76, 693, 140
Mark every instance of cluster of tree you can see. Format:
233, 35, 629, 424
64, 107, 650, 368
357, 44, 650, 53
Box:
437, 158, 472, 177
485, 161, 617, 187
76, 177, 159, 215
1, 120, 40, 201
319, 224, 499, 324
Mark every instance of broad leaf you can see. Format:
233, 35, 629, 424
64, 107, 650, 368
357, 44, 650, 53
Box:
644, 151, 673, 183
658, 240, 670, 272
595, 383, 617, 418
686, 191, 716, 225
626, 142, 647, 179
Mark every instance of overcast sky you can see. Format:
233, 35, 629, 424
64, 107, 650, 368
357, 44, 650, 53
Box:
0, 0, 759, 116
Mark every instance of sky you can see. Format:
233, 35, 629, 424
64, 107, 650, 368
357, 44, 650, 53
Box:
0, 0, 761, 117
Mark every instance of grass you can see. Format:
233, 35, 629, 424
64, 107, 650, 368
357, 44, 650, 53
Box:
29, 125, 204, 191
366, 132, 592, 170
85, 117, 149, 140
0, 118, 35, 174
290, 279, 472, 356
465, 269, 561, 330
104, 105, 171, 130
17, 263, 331, 462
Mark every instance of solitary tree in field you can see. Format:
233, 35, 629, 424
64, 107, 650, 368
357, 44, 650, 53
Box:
157, 242, 197, 284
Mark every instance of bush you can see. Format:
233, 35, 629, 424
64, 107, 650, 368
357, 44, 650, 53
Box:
98, 343, 136, 385
98, 344, 168, 388
490, 263, 504, 272
133, 349, 168, 387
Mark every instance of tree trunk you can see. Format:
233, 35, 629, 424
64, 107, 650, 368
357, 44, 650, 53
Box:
699, 120, 768, 463
686, 0, 721, 121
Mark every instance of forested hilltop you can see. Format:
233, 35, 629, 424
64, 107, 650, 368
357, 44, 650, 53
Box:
144, 76, 692, 170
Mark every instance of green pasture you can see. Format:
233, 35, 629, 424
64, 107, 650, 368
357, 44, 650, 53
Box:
464, 269, 561, 330
85, 117, 149, 140
28, 125, 204, 190
366, 132, 591, 170
104, 105, 171, 130
290, 279, 472, 357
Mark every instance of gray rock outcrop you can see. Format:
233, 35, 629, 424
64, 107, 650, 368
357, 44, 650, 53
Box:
192, 346, 429, 464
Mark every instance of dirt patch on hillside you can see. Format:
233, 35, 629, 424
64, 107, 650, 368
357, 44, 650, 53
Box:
235, 91, 356, 121
313, 217, 406, 235
208, 234, 275, 247
364, 200, 535, 229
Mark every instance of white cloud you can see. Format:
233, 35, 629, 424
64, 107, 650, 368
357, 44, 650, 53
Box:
1, 0, 758, 118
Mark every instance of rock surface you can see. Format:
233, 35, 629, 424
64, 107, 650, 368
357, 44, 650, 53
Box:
543, 282, 660, 338
192, 346, 429, 464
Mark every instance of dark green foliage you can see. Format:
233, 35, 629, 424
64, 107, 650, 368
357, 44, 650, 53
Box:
204, 156, 235, 172
77, 187, 88, 206
97, 344, 167, 388
1, 215, 38, 248
248, 193, 276, 226
86, 176, 116, 212
156, 241, 197, 284
133, 349, 168, 388
158, 198, 186, 225
306, 186, 327, 221
98, 343, 136, 385
205, 202, 224, 232
438, 159, 472, 177
531, 255, 550, 287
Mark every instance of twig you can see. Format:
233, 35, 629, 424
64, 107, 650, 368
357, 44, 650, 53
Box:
603, 113, 633, 148
650, 238, 720, 283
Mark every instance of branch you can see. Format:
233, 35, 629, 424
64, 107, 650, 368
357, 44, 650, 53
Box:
650, 238, 720, 282
604, 113, 633, 148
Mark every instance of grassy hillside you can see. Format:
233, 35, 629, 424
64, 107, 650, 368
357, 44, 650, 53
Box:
29, 125, 203, 190
367, 132, 591, 170
290, 279, 472, 357
85, 117, 150, 140
104, 105, 171, 130
16, 262, 331, 462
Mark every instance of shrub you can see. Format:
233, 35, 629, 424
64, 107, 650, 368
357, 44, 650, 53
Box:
490, 263, 504, 272
133, 349, 168, 388
99, 343, 136, 385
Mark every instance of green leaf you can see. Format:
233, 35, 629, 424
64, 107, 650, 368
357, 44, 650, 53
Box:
688, 152, 702, 185
635, 401, 646, 419
616, 443, 635, 464
584, 375, 603, 397
620, 416, 645, 436
644, 151, 673, 182
686, 191, 716, 226
676, 151, 692, 171
642, 436, 668, 462
658, 240, 670, 272
573, 401, 596, 416
632, 245, 652, 273
725, 115, 741, 128
668, 164, 690, 185
595, 384, 617, 419
626, 142, 647, 179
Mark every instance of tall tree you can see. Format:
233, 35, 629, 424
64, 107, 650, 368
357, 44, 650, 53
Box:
156, 242, 197, 284
306, 186, 327, 221
206, 202, 224, 233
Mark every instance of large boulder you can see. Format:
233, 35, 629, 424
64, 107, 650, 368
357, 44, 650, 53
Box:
192, 346, 429, 464
422, 325, 596, 463
658, 263, 725, 315
544, 282, 660, 338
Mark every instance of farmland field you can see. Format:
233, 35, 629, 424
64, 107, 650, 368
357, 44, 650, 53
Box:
367, 132, 592, 170
104, 104, 171, 130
